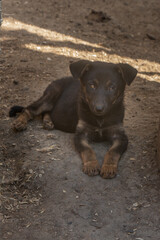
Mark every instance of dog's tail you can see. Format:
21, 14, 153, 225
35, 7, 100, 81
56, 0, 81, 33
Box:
9, 106, 24, 117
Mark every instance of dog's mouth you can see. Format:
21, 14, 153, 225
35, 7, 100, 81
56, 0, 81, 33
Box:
94, 111, 106, 116
92, 106, 107, 116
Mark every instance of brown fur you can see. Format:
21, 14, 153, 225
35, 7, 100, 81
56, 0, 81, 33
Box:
9, 60, 137, 178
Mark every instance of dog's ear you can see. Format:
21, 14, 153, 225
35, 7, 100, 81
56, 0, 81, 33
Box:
117, 63, 138, 85
70, 60, 91, 79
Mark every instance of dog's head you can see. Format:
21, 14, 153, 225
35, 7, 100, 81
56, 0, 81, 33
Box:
70, 60, 137, 116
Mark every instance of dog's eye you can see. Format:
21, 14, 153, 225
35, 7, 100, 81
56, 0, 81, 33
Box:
108, 85, 115, 91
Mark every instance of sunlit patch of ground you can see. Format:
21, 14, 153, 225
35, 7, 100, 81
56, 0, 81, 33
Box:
2, 17, 160, 83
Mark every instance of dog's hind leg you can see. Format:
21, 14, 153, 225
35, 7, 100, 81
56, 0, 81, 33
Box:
12, 94, 51, 131
12, 109, 32, 131
12, 81, 62, 131
43, 113, 54, 130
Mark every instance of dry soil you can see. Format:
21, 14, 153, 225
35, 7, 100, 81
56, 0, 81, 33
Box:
0, 0, 160, 239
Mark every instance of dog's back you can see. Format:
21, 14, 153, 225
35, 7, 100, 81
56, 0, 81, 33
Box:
50, 77, 80, 132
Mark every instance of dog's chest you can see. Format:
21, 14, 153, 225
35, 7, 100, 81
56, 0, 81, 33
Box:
87, 119, 106, 139
83, 118, 108, 140
95, 128, 103, 138
94, 119, 104, 137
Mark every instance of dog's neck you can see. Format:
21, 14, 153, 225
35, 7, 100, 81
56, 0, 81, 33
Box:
96, 119, 104, 128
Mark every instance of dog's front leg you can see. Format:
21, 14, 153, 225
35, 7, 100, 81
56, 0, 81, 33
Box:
74, 121, 100, 176
100, 132, 128, 179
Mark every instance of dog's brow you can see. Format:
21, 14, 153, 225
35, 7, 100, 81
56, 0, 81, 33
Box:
106, 81, 112, 87
89, 79, 99, 85
95, 79, 99, 85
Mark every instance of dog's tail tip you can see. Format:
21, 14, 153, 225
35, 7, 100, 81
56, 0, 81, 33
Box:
9, 106, 24, 117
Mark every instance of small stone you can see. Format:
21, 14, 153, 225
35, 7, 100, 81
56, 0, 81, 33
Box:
133, 202, 139, 207
13, 80, 19, 85
130, 157, 136, 161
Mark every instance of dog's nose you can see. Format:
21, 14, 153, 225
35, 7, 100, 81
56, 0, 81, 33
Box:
95, 105, 104, 113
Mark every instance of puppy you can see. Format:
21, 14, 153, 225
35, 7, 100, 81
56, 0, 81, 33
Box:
9, 60, 137, 178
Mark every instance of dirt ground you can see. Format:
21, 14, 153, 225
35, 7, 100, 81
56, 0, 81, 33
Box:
0, 0, 160, 239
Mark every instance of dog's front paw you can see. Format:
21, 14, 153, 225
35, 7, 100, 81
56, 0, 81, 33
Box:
43, 119, 54, 130
12, 117, 27, 131
83, 161, 100, 176
100, 164, 117, 179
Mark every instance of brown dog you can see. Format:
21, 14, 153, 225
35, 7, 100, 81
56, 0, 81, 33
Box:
9, 60, 137, 178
